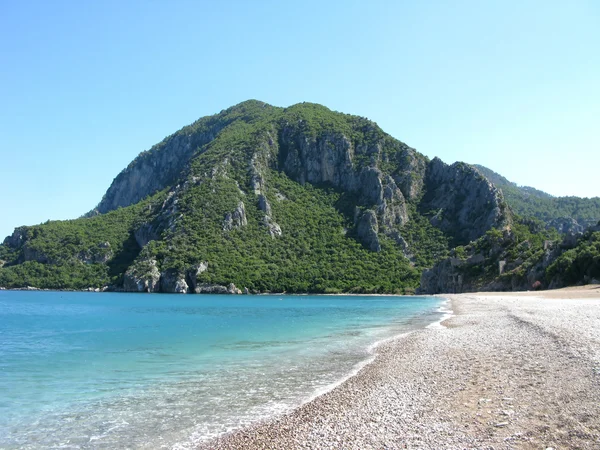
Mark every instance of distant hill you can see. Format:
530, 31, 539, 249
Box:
473, 164, 600, 233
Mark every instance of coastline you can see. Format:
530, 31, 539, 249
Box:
200, 285, 600, 449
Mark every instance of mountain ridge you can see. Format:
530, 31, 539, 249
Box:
472, 164, 600, 233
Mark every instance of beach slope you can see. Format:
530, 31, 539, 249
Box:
203, 286, 600, 449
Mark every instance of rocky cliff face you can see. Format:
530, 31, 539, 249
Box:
122, 259, 244, 294
418, 231, 539, 295
420, 158, 508, 245
278, 123, 421, 209
473, 164, 600, 233
223, 202, 248, 231
278, 123, 437, 251
123, 258, 161, 292
92, 111, 237, 215
94, 134, 205, 214
546, 217, 585, 235
355, 209, 381, 252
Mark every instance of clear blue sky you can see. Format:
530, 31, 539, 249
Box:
1, 0, 599, 239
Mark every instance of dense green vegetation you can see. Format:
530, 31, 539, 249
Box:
474, 165, 600, 227
428, 215, 600, 292
400, 205, 449, 267
546, 231, 600, 286
0, 194, 164, 289
140, 171, 422, 294
0, 168, 428, 293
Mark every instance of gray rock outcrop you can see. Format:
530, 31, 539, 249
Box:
278, 123, 426, 207
249, 136, 283, 238
421, 158, 507, 245
279, 129, 357, 190
20, 244, 54, 264
78, 242, 113, 264
257, 194, 282, 237
547, 217, 585, 235
223, 201, 248, 231
257, 194, 272, 216
93, 117, 228, 214
419, 257, 467, 294
379, 175, 409, 230
3, 227, 28, 249
194, 282, 242, 294
277, 126, 425, 252
123, 258, 161, 292
391, 149, 428, 201
160, 269, 189, 293
356, 209, 381, 252
187, 261, 209, 292
262, 217, 283, 238
417, 222, 597, 294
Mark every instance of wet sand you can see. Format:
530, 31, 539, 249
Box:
201, 286, 600, 449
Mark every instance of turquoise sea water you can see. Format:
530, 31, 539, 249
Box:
0, 291, 444, 449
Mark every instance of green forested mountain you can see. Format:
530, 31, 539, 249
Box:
0, 101, 507, 293
1, 101, 597, 294
473, 164, 600, 231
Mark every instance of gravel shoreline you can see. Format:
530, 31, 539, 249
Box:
200, 288, 600, 449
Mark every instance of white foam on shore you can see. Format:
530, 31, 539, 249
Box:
301, 330, 415, 406
426, 297, 453, 329
303, 298, 451, 406
175, 297, 450, 449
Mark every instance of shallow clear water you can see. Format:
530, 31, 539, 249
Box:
0, 291, 443, 449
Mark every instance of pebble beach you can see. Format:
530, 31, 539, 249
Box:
202, 286, 600, 449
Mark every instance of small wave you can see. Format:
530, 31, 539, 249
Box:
426, 298, 453, 329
